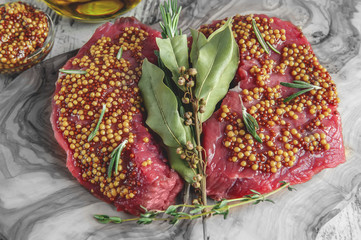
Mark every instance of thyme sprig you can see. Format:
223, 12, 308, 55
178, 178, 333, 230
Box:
239, 95, 262, 143
94, 182, 293, 225
88, 104, 106, 142
280, 80, 322, 103
159, 0, 182, 38
107, 139, 128, 178
59, 69, 87, 74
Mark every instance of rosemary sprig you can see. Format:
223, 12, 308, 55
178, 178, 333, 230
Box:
94, 182, 293, 225
252, 19, 269, 54
88, 104, 106, 142
239, 95, 262, 143
108, 139, 128, 178
252, 19, 280, 55
159, 0, 182, 38
59, 69, 87, 74
280, 80, 322, 103
116, 47, 123, 60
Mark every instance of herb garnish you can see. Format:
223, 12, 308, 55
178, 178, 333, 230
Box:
159, 0, 182, 38
280, 80, 322, 103
252, 19, 280, 55
87, 104, 106, 142
140, 4, 238, 237
266, 41, 280, 54
116, 47, 123, 60
108, 139, 128, 178
94, 182, 294, 225
59, 69, 87, 74
252, 19, 270, 54
141, 0, 238, 208
239, 95, 262, 143
94, 0, 294, 234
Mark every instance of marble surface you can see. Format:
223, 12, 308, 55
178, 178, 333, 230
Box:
1, 0, 361, 239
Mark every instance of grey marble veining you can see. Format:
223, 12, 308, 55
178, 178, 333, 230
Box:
0, 0, 361, 239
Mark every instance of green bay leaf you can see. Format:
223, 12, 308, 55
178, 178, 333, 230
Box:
190, 29, 207, 66
167, 147, 195, 183
156, 35, 189, 90
139, 59, 189, 147
191, 18, 239, 122
139, 59, 195, 183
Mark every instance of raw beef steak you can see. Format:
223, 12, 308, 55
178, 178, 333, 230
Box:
51, 17, 183, 215
201, 14, 345, 200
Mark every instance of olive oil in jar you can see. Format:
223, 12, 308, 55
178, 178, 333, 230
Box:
42, 0, 141, 22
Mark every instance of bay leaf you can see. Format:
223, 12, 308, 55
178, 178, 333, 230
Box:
191, 18, 239, 122
139, 59, 190, 147
156, 35, 189, 90
139, 59, 195, 183
190, 28, 207, 67
168, 147, 195, 183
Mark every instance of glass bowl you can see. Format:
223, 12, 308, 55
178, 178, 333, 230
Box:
0, 2, 55, 75
42, 0, 142, 22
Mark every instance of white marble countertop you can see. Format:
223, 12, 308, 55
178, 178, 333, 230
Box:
0, 0, 361, 239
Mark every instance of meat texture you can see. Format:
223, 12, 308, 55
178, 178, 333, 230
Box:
51, 17, 183, 215
201, 14, 345, 200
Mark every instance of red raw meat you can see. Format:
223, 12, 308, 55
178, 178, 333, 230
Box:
201, 14, 345, 200
51, 17, 183, 215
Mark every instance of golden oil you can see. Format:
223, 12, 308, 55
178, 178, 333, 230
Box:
42, 0, 141, 22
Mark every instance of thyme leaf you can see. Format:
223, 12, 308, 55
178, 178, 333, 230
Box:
280, 80, 322, 102
88, 104, 106, 142
59, 69, 87, 74
93, 215, 123, 224
280, 180, 297, 191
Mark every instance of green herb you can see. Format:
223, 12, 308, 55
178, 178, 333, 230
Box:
116, 47, 123, 60
94, 182, 292, 225
94, 215, 123, 224
191, 18, 239, 122
280, 181, 297, 191
59, 69, 87, 74
139, 59, 195, 183
280, 80, 322, 102
239, 95, 262, 143
108, 139, 128, 178
252, 19, 270, 54
156, 35, 189, 90
159, 0, 182, 38
266, 41, 280, 54
87, 104, 106, 142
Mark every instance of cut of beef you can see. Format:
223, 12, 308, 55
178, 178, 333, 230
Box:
201, 14, 345, 200
51, 17, 183, 215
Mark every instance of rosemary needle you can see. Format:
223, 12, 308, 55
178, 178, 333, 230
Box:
280, 80, 322, 103
116, 47, 123, 60
88, 104, 106, 142
108, 139, 128, 178
59, 69, 87, 74
252, 19, 270, 54
266, 41, 280, 54
239, 95, 262, 143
